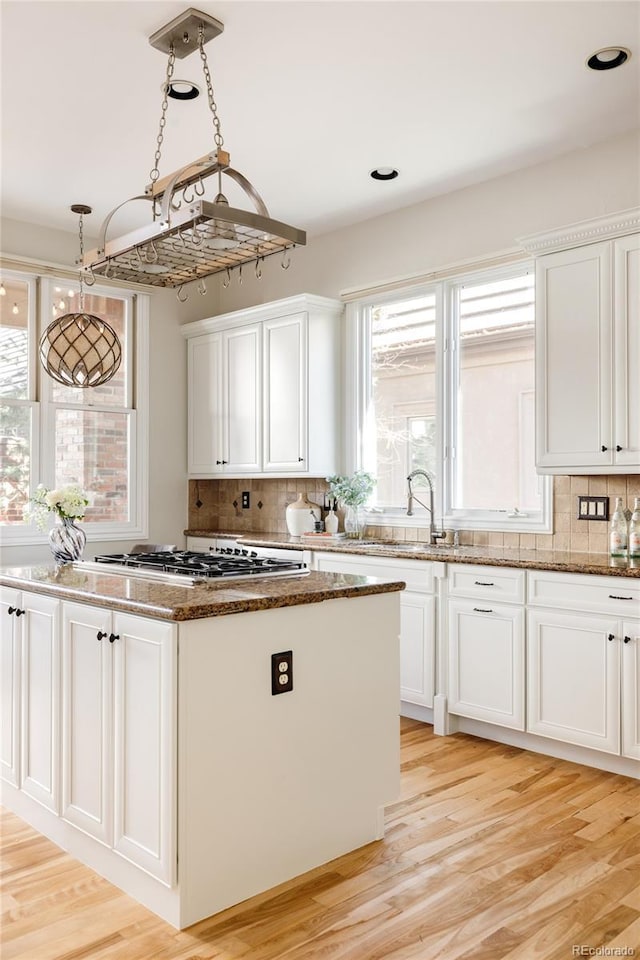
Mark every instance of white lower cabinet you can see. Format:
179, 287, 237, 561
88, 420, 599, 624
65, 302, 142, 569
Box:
0, 587, 60, 810
527, 570, 640, 761
312, 552, 438, 711
527, 609, 620, 754
448, 599, 525, 729
61, 603, 176, 884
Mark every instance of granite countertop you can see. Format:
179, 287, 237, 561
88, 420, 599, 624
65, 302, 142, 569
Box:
185, 529, 640, 578
0, 564, 405, 622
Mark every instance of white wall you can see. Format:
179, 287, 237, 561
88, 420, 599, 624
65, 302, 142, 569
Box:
1, 129, 638, 562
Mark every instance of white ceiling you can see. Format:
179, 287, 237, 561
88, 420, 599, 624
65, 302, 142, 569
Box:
2, 1, 639, 242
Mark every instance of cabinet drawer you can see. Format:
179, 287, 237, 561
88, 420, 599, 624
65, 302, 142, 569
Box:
447, 564, 525, 603
528, 571, 640, 616
314, 552, 434, 593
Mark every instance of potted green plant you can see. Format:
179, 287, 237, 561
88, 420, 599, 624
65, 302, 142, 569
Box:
325, 471, 376, 538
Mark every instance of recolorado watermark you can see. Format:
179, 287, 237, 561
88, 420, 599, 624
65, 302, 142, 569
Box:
572, 948, 635, 957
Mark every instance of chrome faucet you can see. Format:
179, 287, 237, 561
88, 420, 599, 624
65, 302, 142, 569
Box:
406, 469, 445, 545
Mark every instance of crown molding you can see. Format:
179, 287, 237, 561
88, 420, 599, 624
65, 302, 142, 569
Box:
518, 207, 640, 255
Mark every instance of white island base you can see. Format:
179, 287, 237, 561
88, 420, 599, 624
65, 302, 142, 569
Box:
1, 590, 400, 929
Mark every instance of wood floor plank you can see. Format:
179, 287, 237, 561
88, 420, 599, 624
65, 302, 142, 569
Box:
2, 719, 639, 960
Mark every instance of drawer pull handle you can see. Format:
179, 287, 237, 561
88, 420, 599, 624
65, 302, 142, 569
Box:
97, 631, 108, 641
109, 633, 119, 644
624, 635, 632, 644
474, 581, 495, 586
473, 607, 493, 613
609, 594, 633, 600
607, 633, 615, 642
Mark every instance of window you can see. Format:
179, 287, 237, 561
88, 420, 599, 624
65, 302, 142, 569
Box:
347, 262, 551, 531
0, 271, 149, 544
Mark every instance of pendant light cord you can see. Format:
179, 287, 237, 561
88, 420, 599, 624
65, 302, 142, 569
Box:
78, 213, 86, 310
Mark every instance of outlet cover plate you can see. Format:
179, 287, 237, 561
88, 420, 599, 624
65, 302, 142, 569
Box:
577, 495, 609, 521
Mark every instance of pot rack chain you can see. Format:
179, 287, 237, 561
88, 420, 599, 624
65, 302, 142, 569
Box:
198, 25, 224, 151
149, 44, 176, 187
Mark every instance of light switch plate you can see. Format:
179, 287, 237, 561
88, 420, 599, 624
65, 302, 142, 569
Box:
577, 495, 609, 521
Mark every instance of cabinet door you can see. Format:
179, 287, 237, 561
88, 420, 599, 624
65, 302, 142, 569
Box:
400, 592, 435, 708
622, 621, 640, 760
61, 602, 112, 843
223, 324, 261, 473
613, 234, 640, 468
112, 614, 176, 884
0, 588, 21, 786
527, 609, 620, 754
448, 599, 525, 729
187, 333, 223, 475
20, 593, 60, 812
262, 313, 308, 472
536, 242, 612, 470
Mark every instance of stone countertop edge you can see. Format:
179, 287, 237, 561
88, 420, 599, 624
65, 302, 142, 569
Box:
0, 567, 406, 623
185, 529, 640, 578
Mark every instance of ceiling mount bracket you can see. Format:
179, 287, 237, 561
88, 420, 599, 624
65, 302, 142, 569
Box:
149, 7, 224, 59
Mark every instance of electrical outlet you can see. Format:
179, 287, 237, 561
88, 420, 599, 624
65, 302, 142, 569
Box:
271, 651, 293, 695
242, 491, 250, 509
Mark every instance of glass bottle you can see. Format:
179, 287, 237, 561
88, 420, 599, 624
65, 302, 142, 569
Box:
629, 497, 640, 558
609, 497, 628, 557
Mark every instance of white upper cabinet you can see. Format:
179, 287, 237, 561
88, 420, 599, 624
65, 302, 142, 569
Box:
521, 210, 640, 474
183, 294, 342, 477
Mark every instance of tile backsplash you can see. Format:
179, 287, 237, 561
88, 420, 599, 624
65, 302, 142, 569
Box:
188, 475, 640, 553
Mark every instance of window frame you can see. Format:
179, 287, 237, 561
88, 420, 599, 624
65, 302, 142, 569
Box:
1, 271, 149, 545
346, 261, 552, 533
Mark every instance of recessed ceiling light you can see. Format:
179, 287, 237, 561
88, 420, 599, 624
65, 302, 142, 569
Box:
370, 167, 399, 181
587, 46, 631, 71
163, 79, 200, 100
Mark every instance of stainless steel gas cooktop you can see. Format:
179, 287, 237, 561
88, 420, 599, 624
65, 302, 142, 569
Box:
76, 548, 309, 585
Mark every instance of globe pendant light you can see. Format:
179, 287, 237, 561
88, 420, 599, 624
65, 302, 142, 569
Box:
39, 206, 122, 388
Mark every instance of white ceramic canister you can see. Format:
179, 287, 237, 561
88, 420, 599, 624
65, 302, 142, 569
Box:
285, 493, 321, 536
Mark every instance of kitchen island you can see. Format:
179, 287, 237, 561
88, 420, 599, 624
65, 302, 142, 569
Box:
0, 563, 404, 929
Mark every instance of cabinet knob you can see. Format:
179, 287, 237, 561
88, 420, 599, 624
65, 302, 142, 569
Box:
7, 606, 16, 615
623, 635, 632, 644
601, 445, 608, 452
616, 445, 623, 452
15, 609, 25, 617
607, 633, 615, 642
215, 459, 228, 465
109, 633, 119, 644
298, 457, 304, 462
97, 631, 108, 641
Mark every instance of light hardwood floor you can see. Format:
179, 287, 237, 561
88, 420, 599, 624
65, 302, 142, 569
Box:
2, 719, 639, 960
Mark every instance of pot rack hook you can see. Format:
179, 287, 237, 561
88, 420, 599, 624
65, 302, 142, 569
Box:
198, 277, 207, 296
255, 258, 263, 280
84, 264, 96, 287
190, 225, 204, 246
237, 264, 243, 285
147, 240, 160, 263
281, 249, 291, 270
222, 267, 231, 288
194, 177, 205, 197
176, 284, 188, 303
183, 185, 195, 204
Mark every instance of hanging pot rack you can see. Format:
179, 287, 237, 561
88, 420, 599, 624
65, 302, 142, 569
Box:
81, 8, 306, 292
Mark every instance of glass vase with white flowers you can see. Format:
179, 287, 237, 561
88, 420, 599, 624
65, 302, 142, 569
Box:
325, 471, 376, 538
26, 484, 90, 563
